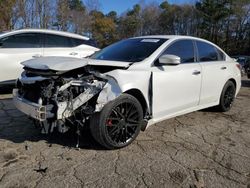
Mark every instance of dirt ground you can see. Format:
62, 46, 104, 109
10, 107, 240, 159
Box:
0, 78, 250, 188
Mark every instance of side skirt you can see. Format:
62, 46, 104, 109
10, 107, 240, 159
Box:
145, 101, 219, 129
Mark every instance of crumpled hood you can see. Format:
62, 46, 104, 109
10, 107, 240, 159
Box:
22, 56, 131, 71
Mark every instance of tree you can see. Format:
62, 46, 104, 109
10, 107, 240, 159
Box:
90, 10, 116, 47
14, 0, 31, 28
195, 0, 232, 44
56, 0, 71, 31
106, 11, 117, 23
68, 0, 88, 34
0, 0, 249, 55
159, 1, 176, 34
229, 0, 250, 54
85, 0, 101, 11
56, 0, 90, 34
35, 0, 53, 28
68, 0, 85, 11
118, 4, 142, 38
140, 3, 160, 35
0, 0, 16, 30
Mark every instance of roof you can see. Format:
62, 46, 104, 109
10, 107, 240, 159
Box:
134, 35, 208, 41
0, 29, 89, 40
134, 35, 226, 52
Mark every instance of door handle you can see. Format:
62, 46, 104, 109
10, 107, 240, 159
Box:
221, 66, 227, 70
193, 70, 201, 75
32, 54, 41, 58
70, 52, 78, 56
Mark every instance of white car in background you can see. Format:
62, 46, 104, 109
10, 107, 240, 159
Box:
13, 35, 241, 149
0, 29, 99, 85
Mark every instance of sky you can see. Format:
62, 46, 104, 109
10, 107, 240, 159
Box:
98, 0, 194, 14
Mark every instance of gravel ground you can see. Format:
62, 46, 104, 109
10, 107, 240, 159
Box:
0, 78, 250, 188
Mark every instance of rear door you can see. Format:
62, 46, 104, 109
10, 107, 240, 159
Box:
151, 39, 202, 119
43, 34, 98, 58
0, 33, 43, 83
195, 40, 229, 105
43, 34, 79, 58
70, 38, 99, 58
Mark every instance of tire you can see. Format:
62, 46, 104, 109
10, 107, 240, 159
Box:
217, 81, 236, 112
90, 94, 143, 149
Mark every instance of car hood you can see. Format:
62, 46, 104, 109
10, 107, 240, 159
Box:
21, 56, 131, 71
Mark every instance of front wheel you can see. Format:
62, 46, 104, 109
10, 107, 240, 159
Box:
90, 94, 143, 149
217, 81, 236, 112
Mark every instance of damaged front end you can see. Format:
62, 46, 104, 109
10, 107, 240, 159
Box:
13, 64, 121, 135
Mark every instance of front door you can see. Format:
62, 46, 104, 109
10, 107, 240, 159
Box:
151, 39, 202, 119
0, 33, 43, 83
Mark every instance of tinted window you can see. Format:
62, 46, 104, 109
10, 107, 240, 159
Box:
91, 38, 167, 62
196, 41, 220, 62
85, 39, 97, 47
44, 34, 72, 47
71, 38, 97, 47
217, 49, 225, 61
163, 40, 195, 63
71, 38, 86, 47
0, 33, 42, 48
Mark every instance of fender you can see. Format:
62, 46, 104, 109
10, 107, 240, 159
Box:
95, 69, 151, 114
95, 76, 122, 112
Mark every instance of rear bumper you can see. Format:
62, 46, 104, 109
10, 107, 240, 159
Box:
13, 89, 54, 121
235, 74, 242, 96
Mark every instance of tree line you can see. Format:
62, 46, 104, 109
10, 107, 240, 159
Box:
0, 0, 249, 55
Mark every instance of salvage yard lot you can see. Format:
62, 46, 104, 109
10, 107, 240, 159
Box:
0, 78, 250, 188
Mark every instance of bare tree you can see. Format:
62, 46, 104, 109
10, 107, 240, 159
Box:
140, 3, 160, 35
56, 0, 71, 31
34, 0, 54, 28
0, 0, 249, 55
84, 0, 101, 11
0, 0, 16, 30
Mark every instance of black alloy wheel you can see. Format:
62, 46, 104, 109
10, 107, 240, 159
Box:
218, 81, 236, 112
105, 102, 141, 145
90, 94, 143, 149
223, 84, 235, 109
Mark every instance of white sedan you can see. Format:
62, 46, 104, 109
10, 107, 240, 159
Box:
13, 35, 241, 149
0, 29, 99, 85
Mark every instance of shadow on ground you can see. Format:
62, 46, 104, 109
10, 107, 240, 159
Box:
0, 105, 104, 150
0, 78, 249, 150
0, 85, 14, 94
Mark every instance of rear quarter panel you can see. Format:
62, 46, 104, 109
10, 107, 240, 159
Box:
227, 58, 241, 95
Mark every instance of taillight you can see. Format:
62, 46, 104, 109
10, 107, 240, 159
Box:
236, 63, 241, 71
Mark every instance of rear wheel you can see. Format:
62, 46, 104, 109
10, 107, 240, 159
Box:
90, 94, 143, 149
217, 81, 236, 112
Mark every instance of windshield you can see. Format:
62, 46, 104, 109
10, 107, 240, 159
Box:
91, 38, 167, 62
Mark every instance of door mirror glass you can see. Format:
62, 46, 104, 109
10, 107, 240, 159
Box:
159, 54, 181, 65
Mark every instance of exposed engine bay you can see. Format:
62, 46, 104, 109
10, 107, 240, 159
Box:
13, 56, 151, 149
14, 64, 122, 139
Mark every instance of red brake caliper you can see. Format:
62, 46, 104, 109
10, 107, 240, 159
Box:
107, 119, 112, 126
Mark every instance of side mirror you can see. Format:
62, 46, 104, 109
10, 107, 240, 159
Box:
159, 54, 181, 65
